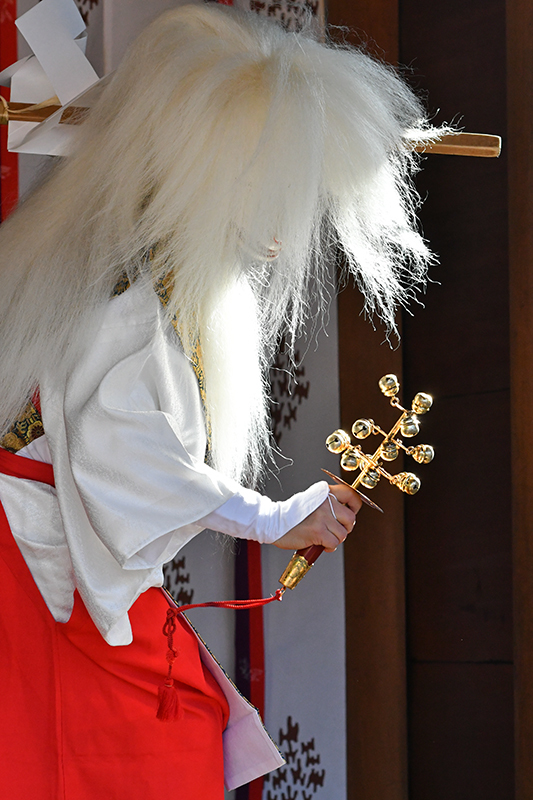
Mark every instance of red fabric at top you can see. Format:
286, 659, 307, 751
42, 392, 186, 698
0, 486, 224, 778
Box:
0, 0, 17, 67
0, 0, 19, 219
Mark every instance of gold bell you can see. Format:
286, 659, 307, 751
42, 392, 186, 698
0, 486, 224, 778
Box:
341, 447, 362, 471
379, 374, 400, 397
411, 444, 434, 464
326, 429, 351, 454
411, 392, 433, 415
360, 468, 380, 488
352, 418, 373, 439
400, 414, 420, 437
381, 441, 399, 461
392, 472, 421, 494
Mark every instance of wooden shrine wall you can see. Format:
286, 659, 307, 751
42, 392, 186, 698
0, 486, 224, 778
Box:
400, 1, 512, 798
327, 1, 407, 798
507, 0, 533, 798
328, 0, 516, 797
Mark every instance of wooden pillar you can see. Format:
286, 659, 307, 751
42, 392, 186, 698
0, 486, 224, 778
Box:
326, 3, 407, 799
400, 0, 512, 793
337, 290, 407, 800
507, 1, 533, 797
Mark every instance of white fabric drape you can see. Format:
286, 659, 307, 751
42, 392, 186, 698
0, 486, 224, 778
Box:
1, 282, 328, 644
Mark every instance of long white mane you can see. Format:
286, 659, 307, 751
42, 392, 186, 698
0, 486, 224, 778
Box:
0, 3, 439, 484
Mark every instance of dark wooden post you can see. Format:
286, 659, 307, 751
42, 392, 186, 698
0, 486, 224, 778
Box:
326, 3, 408, 799
507, 1, 533, 797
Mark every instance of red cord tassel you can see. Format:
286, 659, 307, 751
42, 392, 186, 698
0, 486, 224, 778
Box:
157, 588, 284, 720
157, 679, 180, 722
156, 608, 182, 722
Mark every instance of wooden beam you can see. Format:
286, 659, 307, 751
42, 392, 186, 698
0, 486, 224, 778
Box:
507, 0, 533, 797
413, 132, 501, 158
0, 101, 502, 160
327, 0, 398, 61
338, 288, 407, 800
327, 2, 407, 799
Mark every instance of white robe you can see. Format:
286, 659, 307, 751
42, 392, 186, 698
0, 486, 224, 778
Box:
0, 281, 328, 645
0, 281, 335, 788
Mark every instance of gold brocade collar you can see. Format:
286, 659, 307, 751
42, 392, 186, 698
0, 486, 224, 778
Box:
0, 399, 44, 453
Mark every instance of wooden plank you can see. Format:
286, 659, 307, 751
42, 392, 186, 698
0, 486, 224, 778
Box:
412, 132, 501, 158
339, 312, 407, 800
507, 0, 533, 797
325, 2, 407, 797
327, 0, 398, 60
406, 391, 512, 664
401, 156, 509, 400
409, 663, 514, 800
401, 0, 512, 795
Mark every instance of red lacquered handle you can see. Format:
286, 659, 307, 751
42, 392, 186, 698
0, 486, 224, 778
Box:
296, 544, 325, 566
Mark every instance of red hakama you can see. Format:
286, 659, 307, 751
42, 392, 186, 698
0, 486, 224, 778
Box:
0, 449, 229, 799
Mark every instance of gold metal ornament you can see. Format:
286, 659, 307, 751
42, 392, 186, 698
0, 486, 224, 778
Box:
325, 430, 351, 453
324, 374, 435, 496
381, 441, 399, 461
360, 468, 381, 488
412, 392, 433, 415
340, 447, 361, 471
278, 374, 434, 591
411, 444, 435, 464
400, 414, 420, 438
391, 472, 421, 495
378, 374, 400, 397
352, 418, 374, 439
279, 554, 313, 590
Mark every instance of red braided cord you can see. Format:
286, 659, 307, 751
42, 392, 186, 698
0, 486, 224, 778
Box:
162, 608, 178, 684
160, 590, 283, 682
174, 588, 284, 615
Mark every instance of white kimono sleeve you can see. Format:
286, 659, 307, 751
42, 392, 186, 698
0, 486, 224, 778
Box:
10, 283, 328, 644
37, 282, 241, 644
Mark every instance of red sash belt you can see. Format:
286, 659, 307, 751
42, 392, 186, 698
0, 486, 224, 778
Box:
0, 447, 54, 486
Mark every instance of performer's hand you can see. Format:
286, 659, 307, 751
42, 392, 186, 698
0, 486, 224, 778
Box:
273, 484, 362, 552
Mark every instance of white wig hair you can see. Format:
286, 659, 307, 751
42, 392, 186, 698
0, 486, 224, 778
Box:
0, 3, 440, 484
